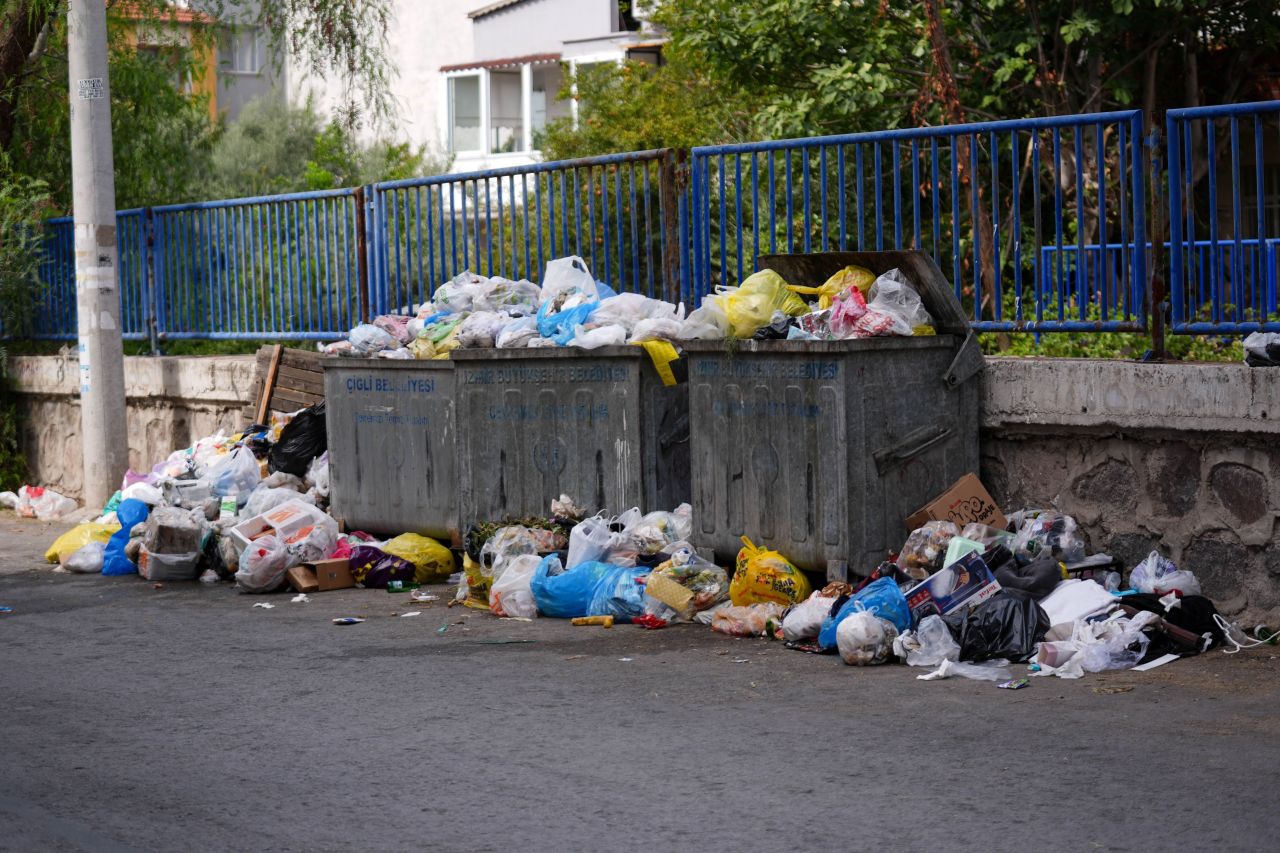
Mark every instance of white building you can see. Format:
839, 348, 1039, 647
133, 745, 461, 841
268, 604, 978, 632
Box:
290, 0, 663, 173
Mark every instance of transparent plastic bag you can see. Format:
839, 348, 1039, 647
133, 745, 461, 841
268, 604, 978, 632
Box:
865, 269, 934, 335
1011, 512, 1086, 565
455, 310, 510, 348
481, 526, 544, 572
431, 270, 486, 313
711, 602, 786, 637
828, 287, 869, 338
473, 277, 541, 314
837, 612, 899, 666
65, 541, 107, 574
349, 323, 399, 354
898, 521, 959, 579
903, 614, 961, 667
643, 543, 729, 622
206, 447, 261, 501
1129, 550, 1201, 596
960, 522, 1015, 551
243, 486, 314, 520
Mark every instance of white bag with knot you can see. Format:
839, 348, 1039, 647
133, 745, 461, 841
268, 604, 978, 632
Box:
867, 269, 934, 334
540, 256, 599, 306
566, 514, 612, 568
837, 611, 899, 665
571, 324, 627, 349
235, 534, 295, 593
489, 553, 541, 619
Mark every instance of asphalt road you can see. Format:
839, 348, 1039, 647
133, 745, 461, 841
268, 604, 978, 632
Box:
3, 515, 1279, 853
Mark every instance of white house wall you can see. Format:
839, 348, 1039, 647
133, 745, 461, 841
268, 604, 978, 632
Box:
471, 0, 612, 62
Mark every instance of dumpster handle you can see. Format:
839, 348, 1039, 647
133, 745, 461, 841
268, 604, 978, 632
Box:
873, 424, 953, 476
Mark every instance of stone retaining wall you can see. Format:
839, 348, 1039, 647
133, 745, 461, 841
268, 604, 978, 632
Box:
10, 353, 1278, 618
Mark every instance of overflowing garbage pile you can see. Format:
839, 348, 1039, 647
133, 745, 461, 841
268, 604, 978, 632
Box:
319, 256, 935, 358
37, 403, 455, 595
448, 474, 1261, 683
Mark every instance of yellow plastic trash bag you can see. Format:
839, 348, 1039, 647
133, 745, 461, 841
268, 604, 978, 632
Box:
459, 553, 492, 610
45, 522, 120, 564
711, 269, 808, 338
729, 536, 812, 606
786, 264, 875, 310
382, 532, 456, 584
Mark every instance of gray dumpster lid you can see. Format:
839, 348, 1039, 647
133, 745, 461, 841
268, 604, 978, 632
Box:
450, 345, 647, 361
321, 357, 454, 371
756, 250, 970, 337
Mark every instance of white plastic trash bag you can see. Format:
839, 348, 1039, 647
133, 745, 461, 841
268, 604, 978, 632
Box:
566, 514, 612, 569
903, 615, 961, 667
489, 554, 541, 619
235, 534, 294, 593
540, 256, 599, 305
496, 316, 540, 348
65, 541, 106, 574
781, 592, 837, 642
349, 323, 400, 354
571, 323, 627, 349
1130, 550, 1201, 597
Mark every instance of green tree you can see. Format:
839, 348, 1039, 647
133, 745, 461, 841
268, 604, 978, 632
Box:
209, 94, 448, 200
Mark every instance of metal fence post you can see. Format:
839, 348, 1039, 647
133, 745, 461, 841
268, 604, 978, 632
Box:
1146, 126, 1168, 359
354, 185, 371, 323
659, 148, 689, 304
143, 207, 161, 354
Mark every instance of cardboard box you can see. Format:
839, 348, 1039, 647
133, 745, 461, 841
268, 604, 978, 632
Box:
310, 558, 354, 592
904, 551, 1002, 624
286, 565, 320, 594
905, 473, 1007, 532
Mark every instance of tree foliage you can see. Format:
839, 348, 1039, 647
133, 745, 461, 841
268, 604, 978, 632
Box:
209, 94, 448, 201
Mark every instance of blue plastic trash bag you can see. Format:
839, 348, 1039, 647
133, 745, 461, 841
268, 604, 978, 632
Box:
586, 565, 651, 623
101, 499, 151, 576
536, 299, 599, 346
531, 555, 614, 618
817, 577, 911, 649
594, 279, 618, 300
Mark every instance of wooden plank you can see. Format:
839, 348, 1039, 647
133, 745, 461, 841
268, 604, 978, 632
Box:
279, 349, 329, 370
270, 386, 324, 410
275, 364, 326, 394
255, 345, 284, 424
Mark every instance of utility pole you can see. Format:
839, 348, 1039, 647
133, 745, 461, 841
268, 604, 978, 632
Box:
68, 0, 128, 510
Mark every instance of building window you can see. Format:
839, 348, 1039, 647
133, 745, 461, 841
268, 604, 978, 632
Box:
617, 1, 641, 31
448, 75, 482, 153
489, 70, 522, 153
221, 27, 264, 74
531, 64, 570, 135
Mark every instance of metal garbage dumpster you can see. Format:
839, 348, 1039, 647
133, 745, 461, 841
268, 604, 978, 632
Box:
684, 250, 983, 573
452, 346, 689, 528
323, 359, 458, 542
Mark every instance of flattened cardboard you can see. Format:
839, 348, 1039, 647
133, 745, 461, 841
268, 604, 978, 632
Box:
310, 558, 354, 592
905, 473, 1007, 532
904, 551, 1002, 624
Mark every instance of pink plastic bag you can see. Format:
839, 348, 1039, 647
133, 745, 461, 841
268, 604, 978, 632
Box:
829, 288, 868, 338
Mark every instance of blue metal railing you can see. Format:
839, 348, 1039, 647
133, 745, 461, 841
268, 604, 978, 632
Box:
1167, 101, 1280, 333
369, 149, 682, 314
16, 100, 1280, 343
689, 111, 1148, 332
150, 188, 365, 340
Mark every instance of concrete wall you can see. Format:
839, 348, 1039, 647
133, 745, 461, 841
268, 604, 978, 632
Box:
10, 353, 1278, 618
9, 355, 257, 500
980, 358, 1280, 622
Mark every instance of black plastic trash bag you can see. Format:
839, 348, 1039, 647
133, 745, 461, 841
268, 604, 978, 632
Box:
994, 554, 1062, 600
268, 402, 327, 476
944, 592, 1049, 662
